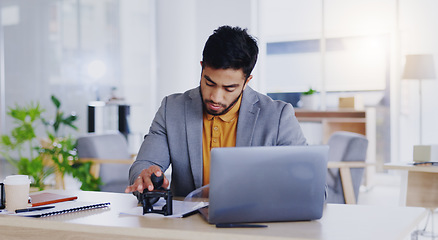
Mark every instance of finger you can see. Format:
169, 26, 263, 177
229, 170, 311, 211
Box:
149, 165, 161, 175
141, 174, 153, 192
145, 166, 163, 190
136, 175, 146, 193
154, 169, 163, 177
124, 185, 133, 193
162, 176, 170, 189
125, 177, 142, 193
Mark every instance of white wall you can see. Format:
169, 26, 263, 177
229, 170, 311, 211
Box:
119, 0, 155, 151
155, 0, 197, 102
398, 0, 438, 162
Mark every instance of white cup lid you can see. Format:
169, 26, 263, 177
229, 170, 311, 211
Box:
3, 175, 31, 185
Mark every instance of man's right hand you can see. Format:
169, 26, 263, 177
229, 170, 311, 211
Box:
124, 165, 169, 193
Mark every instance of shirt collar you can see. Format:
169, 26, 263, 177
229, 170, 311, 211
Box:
205, 95, 242, 122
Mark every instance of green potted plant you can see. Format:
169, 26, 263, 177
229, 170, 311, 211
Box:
40, 95, 102, 191
300, 87, 318, 110
0, 102, 54, 190
0, 96, 101, 191
302, 88, 316, 96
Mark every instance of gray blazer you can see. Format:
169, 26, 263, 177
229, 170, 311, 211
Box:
129, 86, 307, 197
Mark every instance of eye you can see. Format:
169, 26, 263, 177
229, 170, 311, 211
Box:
206, 81, 214, 87
225, 87, 236, 92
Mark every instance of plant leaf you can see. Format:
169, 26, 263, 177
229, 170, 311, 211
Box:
51, 95, 61, 109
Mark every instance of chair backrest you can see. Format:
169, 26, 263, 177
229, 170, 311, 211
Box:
326, 131, 368, 204
76, 131, 131, 192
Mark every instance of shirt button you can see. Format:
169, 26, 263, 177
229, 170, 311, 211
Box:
213, 126, 218, 131
213, 139, 217, 143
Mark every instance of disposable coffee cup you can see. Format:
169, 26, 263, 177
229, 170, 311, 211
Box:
3, 175, 31, 212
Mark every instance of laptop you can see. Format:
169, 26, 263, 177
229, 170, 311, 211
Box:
201, 145, 328, 224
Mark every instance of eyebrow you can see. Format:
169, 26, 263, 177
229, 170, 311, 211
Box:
204, 75, 240, 88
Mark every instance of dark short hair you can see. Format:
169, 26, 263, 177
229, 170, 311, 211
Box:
202, 26, 259, 79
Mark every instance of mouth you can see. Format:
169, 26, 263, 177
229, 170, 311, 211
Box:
204, 100, 226, 114
207, 102, 223, 112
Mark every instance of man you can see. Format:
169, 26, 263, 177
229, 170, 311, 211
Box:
125, 25, 307, 197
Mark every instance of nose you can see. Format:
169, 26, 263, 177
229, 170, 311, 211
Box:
210, 88, 224, 103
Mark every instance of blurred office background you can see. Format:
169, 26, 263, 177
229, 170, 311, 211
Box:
0, 0, 437, 174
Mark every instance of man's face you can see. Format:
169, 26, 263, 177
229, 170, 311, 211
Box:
200, 64, 252, 116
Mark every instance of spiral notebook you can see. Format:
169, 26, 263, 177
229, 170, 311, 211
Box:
16, 201, 110, 218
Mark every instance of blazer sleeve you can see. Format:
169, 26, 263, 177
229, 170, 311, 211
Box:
277, 103, 307, 146
129, 97, 171, 185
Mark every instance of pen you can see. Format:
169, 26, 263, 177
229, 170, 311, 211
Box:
15, 205, 55, 213
216, 223, 268, 228
182, 209, 199, 218
413, 162, 438, 166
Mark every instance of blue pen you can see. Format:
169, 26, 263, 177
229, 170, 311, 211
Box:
15, 205, 55, 213
216, 223, 268, 228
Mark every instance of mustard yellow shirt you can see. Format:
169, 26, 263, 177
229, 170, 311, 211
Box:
202, 96, 242, 185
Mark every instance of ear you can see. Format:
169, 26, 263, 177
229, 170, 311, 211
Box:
200, 61, 203, 67
243, 75, 253, 90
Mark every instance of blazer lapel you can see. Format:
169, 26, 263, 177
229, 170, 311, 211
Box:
236, 87, 260, 147
185, 88, 204, 189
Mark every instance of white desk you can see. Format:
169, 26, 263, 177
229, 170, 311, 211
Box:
384, 163, 438, 208
0, 190, 427, 240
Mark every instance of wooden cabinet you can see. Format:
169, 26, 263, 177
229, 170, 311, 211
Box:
295, 108, 375, 144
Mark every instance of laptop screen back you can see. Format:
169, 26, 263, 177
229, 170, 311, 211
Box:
207, 145, 328, 224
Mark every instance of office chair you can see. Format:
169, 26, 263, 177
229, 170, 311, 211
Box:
326, 131, 368, 204
76, 131, 133, 193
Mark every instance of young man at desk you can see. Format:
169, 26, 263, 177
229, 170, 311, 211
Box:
125, 25, 307, 197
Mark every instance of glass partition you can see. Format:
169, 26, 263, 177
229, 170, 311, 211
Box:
0, 0, 154, 142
